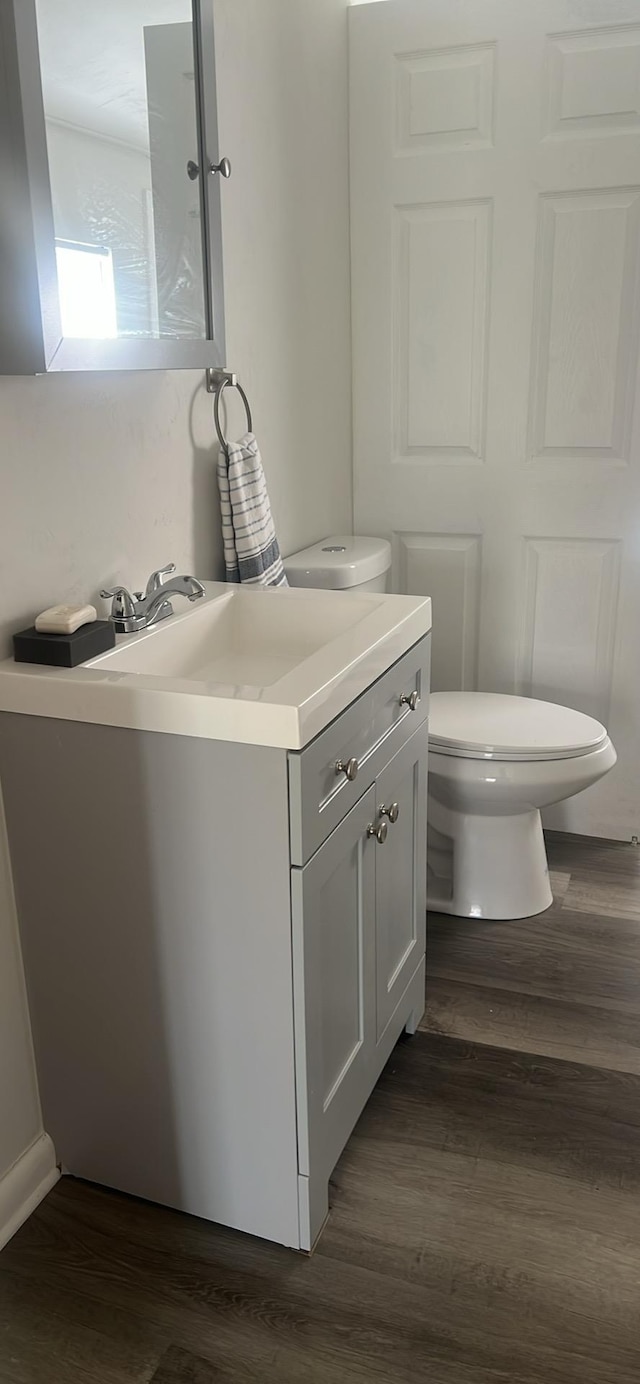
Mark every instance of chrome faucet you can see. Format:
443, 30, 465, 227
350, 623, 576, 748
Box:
101, 564, 205, 634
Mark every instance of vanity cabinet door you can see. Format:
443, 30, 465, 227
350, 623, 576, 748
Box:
291, 787, 377, 1192
374, 726, 428, 1043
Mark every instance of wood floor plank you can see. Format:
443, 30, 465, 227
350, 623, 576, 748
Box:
550, 868, 572, 898
423, 975, 640, 1073
322, 1135, 640, 1373
428, 901, 640, 965
0, 1194, 497, 1384
0, 1273, 160, 1384
546, 833, 640, 880
4, 1175, 634, 1384
150, 1345, 228, 1382
362, 1032, 640, 1191
562, 874, 640, 922
2, 1181, 509, 1384
0, 1228, 171, 1375
427, 907, 640, 1016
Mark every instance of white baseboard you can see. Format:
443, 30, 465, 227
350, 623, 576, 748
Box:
0, 1134, 59, 1251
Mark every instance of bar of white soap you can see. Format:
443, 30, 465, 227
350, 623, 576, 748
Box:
35, 604, 98, 635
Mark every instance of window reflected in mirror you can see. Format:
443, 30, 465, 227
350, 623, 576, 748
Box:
36, 0, 208, 341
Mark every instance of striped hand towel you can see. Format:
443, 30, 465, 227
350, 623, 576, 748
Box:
217, 432, 288, 587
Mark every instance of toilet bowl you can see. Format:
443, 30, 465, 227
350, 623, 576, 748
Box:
428, 692, 617, 920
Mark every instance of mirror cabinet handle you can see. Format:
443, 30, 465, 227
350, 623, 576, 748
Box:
188, 158, 231, 181
210, 157, 232, 179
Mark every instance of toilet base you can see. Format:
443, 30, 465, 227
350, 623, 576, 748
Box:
427, 807, 553, 921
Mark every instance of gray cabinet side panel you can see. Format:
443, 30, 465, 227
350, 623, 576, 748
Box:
0, 715, 300, 1248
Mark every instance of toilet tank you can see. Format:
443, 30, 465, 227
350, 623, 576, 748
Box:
284, 536, 391, 593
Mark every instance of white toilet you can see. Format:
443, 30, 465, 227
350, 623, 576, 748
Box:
284, 537, 617, 923
284, 535, 391, 593
428, 692, 616, 920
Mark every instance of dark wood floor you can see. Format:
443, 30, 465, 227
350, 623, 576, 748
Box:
426, 832, 640, 1073
1, 833, 640, 1383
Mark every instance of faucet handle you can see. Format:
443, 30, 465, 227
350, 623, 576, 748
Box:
100, 586, 137, 620
145, 563, 176, 598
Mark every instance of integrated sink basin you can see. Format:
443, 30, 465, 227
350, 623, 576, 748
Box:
90, 585, 377, 687
0, 582, 432, 748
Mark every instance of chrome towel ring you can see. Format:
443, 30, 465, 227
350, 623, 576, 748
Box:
213, 376, 253, 452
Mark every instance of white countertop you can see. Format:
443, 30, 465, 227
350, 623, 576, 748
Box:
0, 583, 432, 750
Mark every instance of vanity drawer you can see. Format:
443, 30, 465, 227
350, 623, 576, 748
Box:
288, 634, 430, 866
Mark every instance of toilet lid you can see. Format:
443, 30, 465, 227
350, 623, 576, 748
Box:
429, 692, 608, 761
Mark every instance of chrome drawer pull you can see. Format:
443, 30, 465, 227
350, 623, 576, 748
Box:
399, 690, 420, 712
367, 820, 388, 845
335, 757, 359, 782
380, 802, 400, 824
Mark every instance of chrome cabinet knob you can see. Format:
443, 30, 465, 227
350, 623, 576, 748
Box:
380, 802, 400, 824
400, 689, 420, 712
367, 820, 388, 845
336, 757, 359, 782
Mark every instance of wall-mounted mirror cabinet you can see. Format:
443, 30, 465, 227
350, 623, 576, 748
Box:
0, 0, 226, 374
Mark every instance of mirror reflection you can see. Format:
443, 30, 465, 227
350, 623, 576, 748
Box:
36, 0, 208, 341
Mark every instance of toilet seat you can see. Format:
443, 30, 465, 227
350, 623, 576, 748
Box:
429, 692, 608, 762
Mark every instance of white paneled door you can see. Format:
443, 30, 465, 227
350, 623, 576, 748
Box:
350, 0, 640, 840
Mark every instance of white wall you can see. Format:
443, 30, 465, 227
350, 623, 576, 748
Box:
0, 0, 351, 1234
215, 0, 352, 546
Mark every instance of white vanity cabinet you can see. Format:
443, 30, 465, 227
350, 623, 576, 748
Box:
0, 630, 430, 1252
